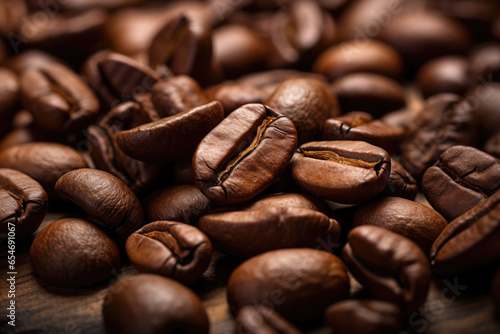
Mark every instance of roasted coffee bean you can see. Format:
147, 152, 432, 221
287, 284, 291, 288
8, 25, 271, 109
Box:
193, 104, 297, 205
242, 192, 332, 216
469, 43, 500, 84
29, 218, 120, 287
324, 300, 402, 334
6, 50, 65, 74
236, 306, 302, 334
380, 158, 418, 201
266, 1, 335, 68
492, 268, 500, 309
118, 101, 224, 163
82, 50, 160, 108
103, 274, 209, 334
0, 0, 26, 37
313, 40, 404, 81
151, 76, 208, 117
290, 141, 391, 204
331, 73, 406, 117
352, 197, 447, 254
323, 112, 405, 154
485, 132, 500, 158
400, 94, 477, 180
126, 221, 212, 284
468, 84, 500, 137
0, 142, 87, 196
380, 108, 419, 132
213, 24, 269, 78
149, 13, 219, 86
430, 191, 500, 275
343, 226, 431, 316
266, 77, 339, 144
378, 11, 471, 66
227, 249, 350, 322
0, 168, 48, 239
55, 168, 144, 238
20, 62, 100, 134
0, 68, 19, 138
205, 83, 269, 116
144, 185, 214, 224
238, 70, 325, 95
417, 56, 468, 98
423, 146, 500, 221
86, 102, 160, 193
199, 206, 340, 258
15, 9, 108, 65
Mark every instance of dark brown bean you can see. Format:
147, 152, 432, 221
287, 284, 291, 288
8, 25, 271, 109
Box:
352, 197, 448, 254
469, 43, 500, 85
0, 168, 48, 239
343, 226, 431, 316
417, 56, 468, 98
422, 146, 500, 221
266, 77, 339, 144
29, 218, 120, 287
193, 104, 297, 205
430, 191, 500, 275
118, 101, 224, 163
205, 82, 269, 116
102, 274, 209, 334
236, 306, 302, 334
55, 168, 144, 238
290, 141, 391, 204
380, 158, 418, 201
0, 68, 19, 138
125, 221, 212, 284
227, 249, 350, 323
324, 300, 402, 334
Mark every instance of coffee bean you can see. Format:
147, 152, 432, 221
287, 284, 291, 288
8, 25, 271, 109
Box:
238, 70, 325, 95
401, 94, 477, 180
290, 141, 391, 204
102, 274, 209, 334
0, 142, 88, 197
205, 82, 269, 116
20, 62, 100, 134
430, 191, 500, 275
199, 206, 340, 258
29, 218, 120, 287
144, 185, 214, 224
331, 73, 406, 117
125, 221, 212, 284
380, 158, 418, 201
236, 306, 302, 334
417, 56, 468, 98
5, 50, 64, 74
323, 112, 405, 154
118, 101, 224, 163
193, 103, 297, 205
242, 192, 332, 216
266, 77, 339, 144
0, 68, 19, 138
55, 168, 144, 238
82, 50, 160, 108
324, 300, 402, 334
313, 40, 404, 81
423, 146, 500, 221
469, 43, 500, 85
343, 226, 431, 316
0, 168, 48, 239
227, 248, 350, 322
468, 84, 500, 137
151, 75, 209, 117
352, 197, 447, 254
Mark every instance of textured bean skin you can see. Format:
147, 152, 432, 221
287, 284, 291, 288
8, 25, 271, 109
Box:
102, 274, 209, 334
0, 168, 48, 239
193, 103, 297, 205
352, 197, 447, 254
199, 206, 340, 258
55, 168, 144, 238
290, 141, 391, 204
430, 191, 500, 276
227, 248, 350, 323
0, 142, 87, 197
343, 226, 431, 316
30, 218, 120, 287
126, 221, 212, 284
423, 146, 500, 221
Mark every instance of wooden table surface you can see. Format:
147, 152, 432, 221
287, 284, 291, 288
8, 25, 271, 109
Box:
1, 213, 499, 334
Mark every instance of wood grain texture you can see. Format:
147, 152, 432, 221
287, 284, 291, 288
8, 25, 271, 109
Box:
1, 213, 499, 334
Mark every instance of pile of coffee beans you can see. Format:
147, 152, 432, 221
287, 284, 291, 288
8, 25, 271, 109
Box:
1, 0, 500, 333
